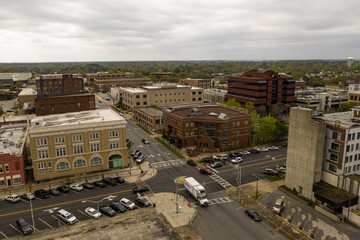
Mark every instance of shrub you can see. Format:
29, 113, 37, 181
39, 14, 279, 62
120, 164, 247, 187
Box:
187, 159, 196, 167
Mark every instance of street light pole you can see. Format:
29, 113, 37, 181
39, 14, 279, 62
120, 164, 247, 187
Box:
30, 197, 35, 232
175, 181, 179, 213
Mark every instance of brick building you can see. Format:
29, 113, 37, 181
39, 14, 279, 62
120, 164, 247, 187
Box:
95, 77, 151, 92
0, 123, 28, 188
179, 78, 211, 89
35, 74, 95, 116
225, 69, 296, 111
163, 106, 251, 152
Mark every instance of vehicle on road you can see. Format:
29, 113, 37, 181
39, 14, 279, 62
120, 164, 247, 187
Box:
48, 189, 60, 196
249, 149, 260, 154
184, 177, 209, 207
229, 152, 242, 158
136, 155, 145, 163
142, 138, 150, 145
231, 157, 243, 164
240, 150, 251, 155
93, 181, 106, 188
135, 196, 151, 207
199, 167, 212, 175
85, 207, 101, 219
34, 189, 50, 199
272, 198, 284, 214
82, 183, 95, 190
267, 146, 279, 150
245, 209, 262, 221
16, 218, 33, 235
120, 198, 136, 209
21, 193, 35, 201
113, 177, 125, 184
102, 177, 117, 186
276, 166, 286, 174
131, 149, 140, 156
264, 168, 278, 176
133, 151, 143, 159
257, 147, 269, 152
110, 202, 127, 213
57, 185, 70, 193
133, 186, 149, 193
5, 194, 20, 203
57, 209, 77, 225
99, 206, 116, 217
201, 157, 213, 163
70, 184, 83, 191
210, 161, 222, 168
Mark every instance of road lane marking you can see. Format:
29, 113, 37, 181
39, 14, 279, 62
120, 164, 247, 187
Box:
218, 157, 286, 173
0, 189, 133, 218
38, 218, 53, 229
77, 210, 91, 219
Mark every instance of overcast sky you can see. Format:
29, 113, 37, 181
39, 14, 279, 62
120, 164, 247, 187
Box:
0, 0, 359, 62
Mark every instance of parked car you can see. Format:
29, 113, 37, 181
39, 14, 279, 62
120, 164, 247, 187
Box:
210, 161, 222, 168
102, 178, 117, 186
245, 209, 262, 221
93, 181, 106, 188
229, 152, 242, 158
21, 193, 35, 201
249, 149, 260, 154
142, 138, 150, 145
56, 186, 70, 193
135, 196, 151, 207
213, 154, 227, 161
131, 149, 140, 156
70, 184, 83, 191
82, 183, 95, 190
240, 150, 251, 155
264, 168, 278, 176
47, 189, 60, 196
120, 198, 136, 209
5, 194, 20, 203
201, 157, 213, 163
110, 202, 127, 213
133, 186, 149, 193
113, 177, 125, 184
16, 218, 33, 235
57, 209, 77, 225
272, 198, 284, 214
231, 157, 243, 164
257, 147, 269, 152
276, 166, 286, 174
34, 189, 50, 199
99, 206, 116, 217
136, 155, 145, 163
85, 207, 101, 219
133, 151, 143, 159
267, 146, 279, 150
199, 167, 212, 175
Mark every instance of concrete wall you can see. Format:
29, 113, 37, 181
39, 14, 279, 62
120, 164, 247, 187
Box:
285, 107, 326, 200
321, 170, 338, 187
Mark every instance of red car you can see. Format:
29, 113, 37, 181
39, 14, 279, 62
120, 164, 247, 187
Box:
199, 167, 212, 175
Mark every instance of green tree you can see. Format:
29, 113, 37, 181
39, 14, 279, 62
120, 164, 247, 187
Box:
258, 115, 277, 142
337, 101, 360, 112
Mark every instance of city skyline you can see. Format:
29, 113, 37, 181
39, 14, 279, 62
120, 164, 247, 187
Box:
0, 0, 359, 62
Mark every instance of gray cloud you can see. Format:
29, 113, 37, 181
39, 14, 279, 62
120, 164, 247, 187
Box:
0, 0, 359, 62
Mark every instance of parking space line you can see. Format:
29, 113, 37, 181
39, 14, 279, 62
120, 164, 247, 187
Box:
77, 210, 91, 219
38, 218, 53, 229
218, 157, 286, 173
51, 215, 65, 225
0, 231, 8, 239
9, 224, 22, 234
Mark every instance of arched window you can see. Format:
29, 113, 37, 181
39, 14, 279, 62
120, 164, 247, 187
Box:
56, 162, 70, 171
74, 159, 86, 169
90, 157, 102, 166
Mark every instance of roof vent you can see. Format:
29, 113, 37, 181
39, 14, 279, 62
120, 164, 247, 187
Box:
209, 112, 218, 116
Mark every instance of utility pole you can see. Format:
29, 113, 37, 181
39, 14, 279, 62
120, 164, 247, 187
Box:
175, 181, 179, 213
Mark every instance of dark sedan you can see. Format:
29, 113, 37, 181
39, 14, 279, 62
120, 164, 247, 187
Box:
93, 181, 106, 188
133, 186, 149, 193
135, 196, 151, 207
249, 149, 260, 154
34, 189, 49, 199
47, 189, 60, 196
56, 186, 70, 193
102, 178, 117, 186
245, 209, 262, 221
16, 218, 33, 235
82, 182, 95, 190
113, 177, 125, 184
110, 202, 126, 213
99, 206, 116, 217
229, 152, 242, 158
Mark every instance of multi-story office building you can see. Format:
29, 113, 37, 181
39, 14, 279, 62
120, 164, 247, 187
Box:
86, 72, 135, 83
179, 78, 211, 89
95, 77, 151, 92
119, 84, 204, 111
163, 106, 251, 151
226, 69, 296, 111
18, 88, 37, 105
0, 123, 28, 187
35, 74, 95, 116
204, 89, 227, 104
133, 107, 163, 131
29, 109, 128, 182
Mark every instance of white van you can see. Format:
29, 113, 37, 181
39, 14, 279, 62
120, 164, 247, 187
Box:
57, 209, 77, 225
272, 199, 284, 214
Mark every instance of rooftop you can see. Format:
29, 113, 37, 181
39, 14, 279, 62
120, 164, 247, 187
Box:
120, 87, 147, 93
94, 77, 150, 81
137, 107, 163, 117
165, 106, 249, 119
314, 111, 358, 128
0, 123, 27, 156
31, 109, 124, 128
18, 88, 37, 96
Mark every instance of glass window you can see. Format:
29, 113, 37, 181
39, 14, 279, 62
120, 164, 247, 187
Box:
38, 150, 49, 159
329, 164, 337, 173
90, 157, 102, 166
332, 131, 340, 140
56, 162, 70, 171
5, 164, 9, 172
73, 145, 83, 154
56, 148, 66, 157
110, 141, 119, 149
90, 133, 99, 140
13, 177, 21, 184
38, 163, 47, 170
36, 139, 47, 146
329, 153, 338, 162
331, 142, 340, 151
74, 159, 86, 169
109, 131, 119, 137
0, 165, 3, 173
72, 135, 82, 142
90, 143, 100, 152
55, 137, 65, 144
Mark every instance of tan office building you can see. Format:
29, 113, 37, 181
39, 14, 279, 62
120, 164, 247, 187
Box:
179, 78, 211, 89
120, 84, 204, 111
29, 109, 128, 182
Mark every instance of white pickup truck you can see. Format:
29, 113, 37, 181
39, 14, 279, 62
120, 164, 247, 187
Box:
5, 194, 20, 203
